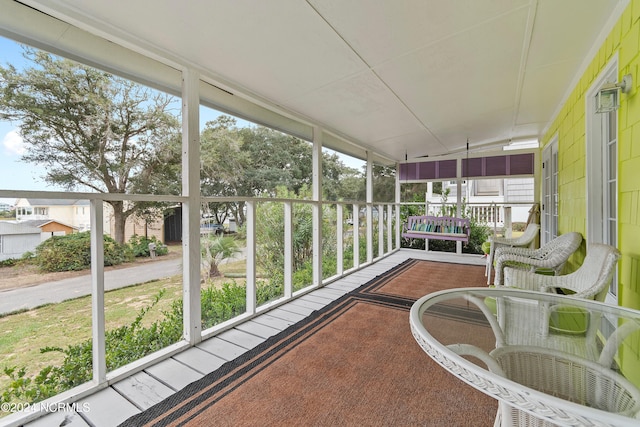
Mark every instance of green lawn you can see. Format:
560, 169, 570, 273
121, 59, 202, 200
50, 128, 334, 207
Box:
0, 277, 182, 392
0, 259, 248, 395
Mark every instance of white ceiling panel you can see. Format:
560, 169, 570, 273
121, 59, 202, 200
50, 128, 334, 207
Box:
518, 60, 581, 126
308, 0, 531, 66
15, 0, 627, 162
375, 8, 528, 147
283, 71, 427, 145
526, 0, 619, 69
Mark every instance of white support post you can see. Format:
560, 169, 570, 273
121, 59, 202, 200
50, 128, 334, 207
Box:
366, 152, 373, 263
312, 126, 322, 287
387, 204, 393, 252
246, 200, 257, 313
505, 207, 513, 238
353, 203, 359, 269
336, 203, 344, 275
456, 158, 463, 255
378, 203, 384, 257
90, 199, 106, 384
181, 68, 201, 345
284, 201, 293, 298
395, 163, 401, 250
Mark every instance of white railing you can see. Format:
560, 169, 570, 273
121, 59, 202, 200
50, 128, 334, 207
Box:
0, 189, 400, 427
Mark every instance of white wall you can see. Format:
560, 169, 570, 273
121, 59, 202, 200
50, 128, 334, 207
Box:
0, 233, 40, 261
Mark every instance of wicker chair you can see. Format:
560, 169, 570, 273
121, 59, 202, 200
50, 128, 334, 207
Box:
503, 243, 620, 301
485, 223, 540, 284
492, 232, 582, 286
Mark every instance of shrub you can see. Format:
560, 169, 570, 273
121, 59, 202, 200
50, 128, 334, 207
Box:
199, 282, 247, 329
128, 234, 168, 258
0, 258, 17, 268
35, 232, 134, 272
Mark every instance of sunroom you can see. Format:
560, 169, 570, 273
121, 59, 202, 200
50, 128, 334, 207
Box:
0, 0, 639, 426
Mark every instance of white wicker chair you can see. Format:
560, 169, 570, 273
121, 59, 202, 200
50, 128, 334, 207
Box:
485, 223, 540, 284
492, 232, 582, 286
503, 243, 621, 301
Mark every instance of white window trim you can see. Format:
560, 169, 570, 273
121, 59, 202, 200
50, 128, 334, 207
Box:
586, 54, 618, 245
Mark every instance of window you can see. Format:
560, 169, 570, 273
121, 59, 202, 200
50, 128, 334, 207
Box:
18, 207, 33, 216
475, 179, 501, 196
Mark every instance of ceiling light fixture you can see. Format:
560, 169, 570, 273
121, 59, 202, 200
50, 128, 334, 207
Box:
596, 74, 632, 113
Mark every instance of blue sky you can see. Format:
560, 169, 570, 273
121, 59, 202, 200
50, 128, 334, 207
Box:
0, 36, 363, 205
0, 36, 46, 198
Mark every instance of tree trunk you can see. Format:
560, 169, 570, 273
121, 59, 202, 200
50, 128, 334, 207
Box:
236, 201, 246, 227
110, 201, 127, 244
209, 262, 221, 278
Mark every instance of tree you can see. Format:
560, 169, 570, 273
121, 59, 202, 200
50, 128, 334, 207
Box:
238, 126, 311, 197
372, 164, 396, 202
198, 118, 363, 226
200, 235, 241, 279
200, 116, 248, 226
0, 48, 181, 243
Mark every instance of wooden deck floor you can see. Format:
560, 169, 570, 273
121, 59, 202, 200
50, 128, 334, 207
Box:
24, 249, 485, 427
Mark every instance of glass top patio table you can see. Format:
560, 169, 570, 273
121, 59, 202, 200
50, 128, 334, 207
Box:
409, 287, 640, 427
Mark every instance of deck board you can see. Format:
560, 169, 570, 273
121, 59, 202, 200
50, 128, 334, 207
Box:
264, 307, 307, 323
287, 298, 325, 311
79, 387, 140, 427
235, 320, 282, 339
25, 409, 90, 427
144, 358, 203, 391
276, 302, 315, 316
112, 371, 175, 410
251, 313, 295, 330
217, 328, 266, 349
197, 336, 249, 361
299, 294, 333, 305
172, 347, 227, 375
312, 288, 347, 298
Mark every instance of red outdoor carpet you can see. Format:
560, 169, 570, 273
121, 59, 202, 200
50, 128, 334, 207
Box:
121, 259, 497, 426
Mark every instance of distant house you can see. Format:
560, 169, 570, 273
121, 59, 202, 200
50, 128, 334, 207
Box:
21, 219, 78, 237
15, 198, 91, 231
0, 219, 77, 261
0, 222, 40, 261
426, 178, 535, 225
0, 202, 11, 212
14, 198, 164, 243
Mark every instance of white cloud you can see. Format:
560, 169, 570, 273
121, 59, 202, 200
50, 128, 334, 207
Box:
3, 129, 25, 155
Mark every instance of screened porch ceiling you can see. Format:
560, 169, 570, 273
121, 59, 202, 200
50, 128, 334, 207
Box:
19, 0, 623, 163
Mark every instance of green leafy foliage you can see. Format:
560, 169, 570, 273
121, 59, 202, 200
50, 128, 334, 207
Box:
35, 231, 134, 272
0, 258, 17, 268
199, 282, 246, 329
128, 234, 169, 258
201, 235, 241, 279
